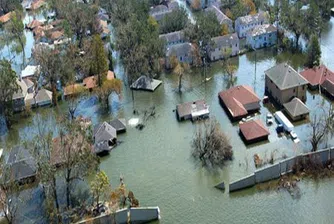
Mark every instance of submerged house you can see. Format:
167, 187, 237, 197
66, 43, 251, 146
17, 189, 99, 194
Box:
239, 119, 269, 144
235, 11, 269, 38
165, 42, 195, 69
300, 65, 334, 98
176, 100, 210, 121
283, 97, 309, 121
246, 24, 277, 49
109, 118, 127, 134
218, 85, 260, 120
130, 75, 162, 92
93, 122, 117, 155
6, 146, 36, 184
205, 5, 233, 32
34, 88, 53, 106
12, 79, 28, 112
265, 63, 309, 106
209, 33, 239, 61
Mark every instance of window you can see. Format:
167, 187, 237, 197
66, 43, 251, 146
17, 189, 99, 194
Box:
180, 56, 183, 61
236, 43, 238, 47
293, 89, 296, 93
269, 34, 272, 37
271, 80, 273, 83
303, 85, 306, 90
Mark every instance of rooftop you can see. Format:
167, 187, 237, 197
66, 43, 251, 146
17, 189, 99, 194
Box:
83, 76, 98, 89
35, 88, 52, 105
239, 120, 269, 141
159, 30, 185, 44
166, 42, 194, 57
212, 33, 239, 48
107, 70, 115, 80
205, 5, 231, 24
27, 19, 43, 29
13, 79, 28, 100
283, 98, 309, 118
109, 118, 127, 133
249, 24, 276, 37
236, 11, 269, 26
321, 79, 334, 97
21, 65, 40, 78
177, 99, 209, 119
130, 75, 162, 92
0, 12, 12, 23
218, 85, 260, 118
265, 63, 309, 90
300, 65, 334, 86
94, 121, 117, 144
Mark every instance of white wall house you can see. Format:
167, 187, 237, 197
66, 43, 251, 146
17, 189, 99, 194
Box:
235, 11, 269, 38
246, 24, 277, 49
209, 33, 239, 61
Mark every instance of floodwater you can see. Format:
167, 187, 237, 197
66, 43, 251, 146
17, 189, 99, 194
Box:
1, 7, 334, 224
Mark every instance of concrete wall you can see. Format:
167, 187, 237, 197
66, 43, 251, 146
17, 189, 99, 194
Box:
279, 157, 297, 175
130, 207, 160, 224
255, 163, 280, 183
331, 147, 334, 160
115, 208, 128, 224
215, 181, 225, 190
229, 174, 255, 192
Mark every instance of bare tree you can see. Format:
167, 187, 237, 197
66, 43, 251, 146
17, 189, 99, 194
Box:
192, 118, 233, 167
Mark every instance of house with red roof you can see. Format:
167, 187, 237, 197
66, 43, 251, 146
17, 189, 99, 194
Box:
239, 120, 270, 144
300, 65, 334, 98
218, 85, 261, 120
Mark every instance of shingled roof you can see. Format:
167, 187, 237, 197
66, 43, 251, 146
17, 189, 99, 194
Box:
236, 11, 269, 26
212, 33, 239, 49
265, 63, 308, 90
249, 24, 276, 37
283, 98, 309, 118
239, 120, 269, 141
159, 30, 185, 45
300, 65, 334, 87
205, 5, 231, 25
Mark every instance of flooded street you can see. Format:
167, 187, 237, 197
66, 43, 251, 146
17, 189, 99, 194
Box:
1, 6, 334, 224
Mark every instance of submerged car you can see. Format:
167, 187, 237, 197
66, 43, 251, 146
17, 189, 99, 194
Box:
266, 113, 273, 125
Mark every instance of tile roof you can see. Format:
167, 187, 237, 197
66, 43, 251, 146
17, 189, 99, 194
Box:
218, 85, 260, 118
239, 119, 269, 141
265, 63, 309, 90
300, 65, 334, 87
248, 24, 277, 37
283, 98, 309, 117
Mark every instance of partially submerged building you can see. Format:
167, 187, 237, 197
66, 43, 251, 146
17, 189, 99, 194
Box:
283, 97, 309, 121
93, 122, 117, 155
239, 120, 269, 144
246, 24, 277, 49
12, 78, 28, 112
235, 11, 269, 38
218, 85, 260, 120
130, 75, 162, 92
265, 63, 309, 106
209, 33, 239, 61
6, 146, 36, 184
176, 100, 210, 121
109, 118, 127, 134
165, 42, 195, 69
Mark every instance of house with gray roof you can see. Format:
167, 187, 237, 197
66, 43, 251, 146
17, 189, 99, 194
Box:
205, 5, 233, 32
12, 78, 28, 112
176, 100, 210, 121
209, 33, 239, 61
246, 24, 277, 49
93, 122, 117, 155
35, 88, 53, 106
165, 42, 195, 69
159, 30, 186, 46
109, 118, 127, 133
283, 98, 309, 121
6, 146, 36, 184
149, 2, 179, 21
265, 63, 309, 106
235, 11, 269, 38
130, 75, 162, 92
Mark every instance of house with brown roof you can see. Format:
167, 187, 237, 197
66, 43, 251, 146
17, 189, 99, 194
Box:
265, 63, 309, 106
176, 100, 210, 121
283, 98, 309, 121
0, 12, 12, 23
300, 65, 334, 98
83, 76, 98, 91
26, 19, 43, 30
239, 120, 269, 144
218, 85, 261, 120
63, 83, 84, 98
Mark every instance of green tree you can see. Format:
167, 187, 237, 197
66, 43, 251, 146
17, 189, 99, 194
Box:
90, 171, 111, 211
0, 59, 19, 127
96, 78, 122, 109
4, 11, 26, 66
306, 35, 321, 68
159, 8, 188, 34
0, 0, 22, 14
171, 57, 190, 93
89, 35, 108, 87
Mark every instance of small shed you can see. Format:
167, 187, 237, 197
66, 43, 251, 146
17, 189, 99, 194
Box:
109, 118, 127, 134
176, 100, 210, 121
283, 98, 309, 121
35, 89, 53, 106
239, 120, 270, 144
130, 76, 162, 92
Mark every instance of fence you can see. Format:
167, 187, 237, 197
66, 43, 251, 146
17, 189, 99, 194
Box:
215, 147, 334, 192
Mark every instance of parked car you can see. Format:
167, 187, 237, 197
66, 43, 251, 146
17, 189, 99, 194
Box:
266, 113, 273, 125
290, 131, 300, 143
